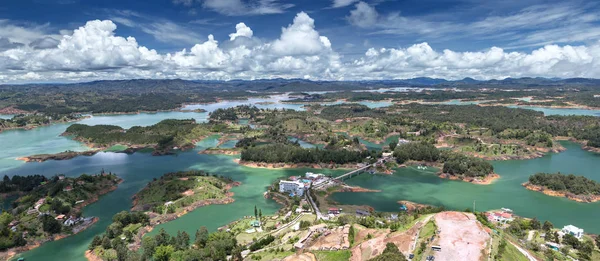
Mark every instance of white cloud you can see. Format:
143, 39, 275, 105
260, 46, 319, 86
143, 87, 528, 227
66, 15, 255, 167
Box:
139, 21, 203, 45
332, 0, 359, 8
347, 2, 378, 28
173, 0, 294, 16
271, 12, 333, 56
3, 12, 600, 83
229, 23, 253, 40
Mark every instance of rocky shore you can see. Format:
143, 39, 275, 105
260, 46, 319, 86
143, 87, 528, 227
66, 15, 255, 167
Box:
438, 173, 500, 185
522, 182, 600, 203
199, 148, 241, 155
4, 217, 99, 261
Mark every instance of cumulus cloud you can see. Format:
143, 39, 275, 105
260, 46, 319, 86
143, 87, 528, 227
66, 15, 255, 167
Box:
2, 12, 600, 83
347, 2, 378, 28
229, 23, 253, 40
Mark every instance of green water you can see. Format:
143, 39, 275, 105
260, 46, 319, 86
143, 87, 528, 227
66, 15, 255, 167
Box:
331, 141, 600, 233
3, 98, 600, 260
7, 137, 346, 261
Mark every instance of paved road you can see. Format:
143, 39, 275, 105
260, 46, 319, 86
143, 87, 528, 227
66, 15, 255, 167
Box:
306, 192, 324, 220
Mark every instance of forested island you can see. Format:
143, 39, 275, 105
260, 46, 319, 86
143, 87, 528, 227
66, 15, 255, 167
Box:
523, 173, 600, 202
393, 142, 497, 184
0, 113, 84, 133
0, 172, 121, 259
87, 171, 241, 261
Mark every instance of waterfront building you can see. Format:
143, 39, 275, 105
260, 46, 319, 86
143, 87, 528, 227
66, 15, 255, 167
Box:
279, 180, 305, 196
562, 225, 584, 239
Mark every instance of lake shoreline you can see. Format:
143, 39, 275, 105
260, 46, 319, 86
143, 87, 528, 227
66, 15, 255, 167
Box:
522, 182, 600, 203
235, 159, 357, 169
4, 217, 99, 261
438, 172, 500, 185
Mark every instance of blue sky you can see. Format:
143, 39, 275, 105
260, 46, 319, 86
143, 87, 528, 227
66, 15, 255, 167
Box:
1, 0, 600, 82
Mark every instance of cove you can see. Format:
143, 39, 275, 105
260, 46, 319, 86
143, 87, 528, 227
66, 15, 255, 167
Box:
6, 136, 347, 261
330, 141, 600, 233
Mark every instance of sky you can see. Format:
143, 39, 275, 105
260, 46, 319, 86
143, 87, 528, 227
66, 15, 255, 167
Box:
1, 0, 600, 83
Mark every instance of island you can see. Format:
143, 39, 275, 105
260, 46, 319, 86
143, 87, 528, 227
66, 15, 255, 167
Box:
0, 171, 122, 260
0, 113, 85, 133
523, 172, 600, 203
86, 170, 240, 261
393, 141, 498, 184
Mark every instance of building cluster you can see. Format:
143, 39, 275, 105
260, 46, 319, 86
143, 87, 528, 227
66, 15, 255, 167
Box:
279, 172, 329, 197
485, 208, 514, 224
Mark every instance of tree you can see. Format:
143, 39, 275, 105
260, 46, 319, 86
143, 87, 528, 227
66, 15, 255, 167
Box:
530, 217, 541, 230
101, 236, 112, 249
89, 235, 102, 250
41, 215, 61, 234
141, 236, 157, 258
174, 231, 190, 250
254, 205, 258, 219
595, 236, 600, 249
153, 245, 175, 261
195, 226, 209, 248
368, 242, 407, 261
542, 220, 553, 231
389, 141, 397, 151
258, 209, 262, 220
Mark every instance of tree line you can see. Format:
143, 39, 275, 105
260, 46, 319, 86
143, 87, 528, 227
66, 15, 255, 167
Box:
240, 143, 379, 164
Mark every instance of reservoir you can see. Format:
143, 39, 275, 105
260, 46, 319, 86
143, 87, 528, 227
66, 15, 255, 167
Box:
2, 98, 600, 260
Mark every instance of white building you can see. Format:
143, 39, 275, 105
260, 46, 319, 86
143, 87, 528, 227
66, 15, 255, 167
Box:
279, 180, 305, 196
562, 225, 584, 239
305, 172, 324, 179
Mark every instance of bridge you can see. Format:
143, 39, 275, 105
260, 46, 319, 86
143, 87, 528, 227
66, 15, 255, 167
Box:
333, 164, 373, 181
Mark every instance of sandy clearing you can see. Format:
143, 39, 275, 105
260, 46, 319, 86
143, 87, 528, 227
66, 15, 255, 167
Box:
433, 211, 490, 261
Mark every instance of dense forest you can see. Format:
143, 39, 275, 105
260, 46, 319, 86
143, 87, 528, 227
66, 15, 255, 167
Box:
89, 211, 242, 261
0, 175, 48, 194
209, 105, 260, 122
527, 173, 600, 195
240, 143, 379, 164
65, 119, 217, 149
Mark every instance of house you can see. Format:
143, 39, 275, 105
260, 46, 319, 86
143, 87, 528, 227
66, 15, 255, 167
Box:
356, 209, 370, 216
279, 180, 305, 196
63, 185, 73, 192
76, 180, 85, 185
487, 211, 514, 223
58, 175, 66, 180
64, 216, 80, 226
328, 208, 341, 215
55, 214, 66, 220
562, 225, 584, 239
164, 201, 174, 206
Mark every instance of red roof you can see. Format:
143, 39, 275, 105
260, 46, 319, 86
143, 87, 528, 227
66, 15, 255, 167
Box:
329, 208, 339, 211
500, 213, 512, 218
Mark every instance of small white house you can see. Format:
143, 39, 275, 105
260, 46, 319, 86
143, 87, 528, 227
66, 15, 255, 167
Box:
562, 225, 584, 239
279, 180, 305, 196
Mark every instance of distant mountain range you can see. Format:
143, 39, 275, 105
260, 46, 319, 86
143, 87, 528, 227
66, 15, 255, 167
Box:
4, 77, 600, 93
